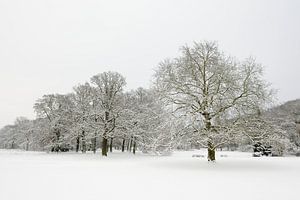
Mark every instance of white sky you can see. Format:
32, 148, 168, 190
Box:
0, 0, 299, 128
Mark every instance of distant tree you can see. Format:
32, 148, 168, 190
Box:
14, 117, 34, 151
34, 94, 74, 152
0, 118, 45, 151
0, 125, 18, 149
264, 99, 300, 151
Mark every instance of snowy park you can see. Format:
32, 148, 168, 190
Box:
1, 149, 300, 200
1, 1, 300, 200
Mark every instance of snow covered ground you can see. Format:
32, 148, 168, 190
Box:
0, 149, 299, 200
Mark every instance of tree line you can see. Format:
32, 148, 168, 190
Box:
1, 41, 299, 161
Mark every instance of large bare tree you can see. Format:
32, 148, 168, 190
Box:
155, 41, 273, 161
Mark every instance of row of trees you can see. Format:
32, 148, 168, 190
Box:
1, 41, 299, 161
0, 80, 179, 156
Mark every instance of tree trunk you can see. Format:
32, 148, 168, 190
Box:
133, 137, 136, 154
102, 137, 108, 156
126, 139, 130, 151
204, 112, 216, 161
25, 138, 29, 151
109, 138, 113, 152
55, 129, 60, 141
76, 136, 80, 152
121, 139, 125, 152
208, 141, 216, 161
81, 131, 86, 153
102, 111, 109, 156
129, 138, 133, 152
92, 133, 97, 154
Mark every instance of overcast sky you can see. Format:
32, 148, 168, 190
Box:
0, 0, 299, 128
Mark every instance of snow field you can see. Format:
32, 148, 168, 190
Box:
0, 150, 299, 200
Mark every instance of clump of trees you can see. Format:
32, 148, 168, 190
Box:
0, 72, 176, 156
0, 41, 298, 161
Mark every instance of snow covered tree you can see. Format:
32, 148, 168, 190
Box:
263, 99, 300, 152
0, 117, 45, 151
155, 41, 273, 161
34, 94, 74, 152
90, 71, 126, 156
113, 91, 138, 153
71, 83, 94, 153
120, 88, 181, 154
14, 117, 34, 151
0, 124, 18, 149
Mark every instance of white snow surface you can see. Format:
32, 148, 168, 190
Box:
0, 149, 299, 200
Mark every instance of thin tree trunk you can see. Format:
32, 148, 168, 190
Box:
81, 131, 86, 153
76, 136, 80, 152
133, 137, 136, 154
106, 140, 109, 152
126, 139, 130, 151
121, 139, 125, 152
102, 137, 108, 156
102, 111, 109, 156
93, 115, 97, 154
129, 137, 133, 152
25, 138, 29, 151
109, 138, 113, 152
92, 133, 97, 154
